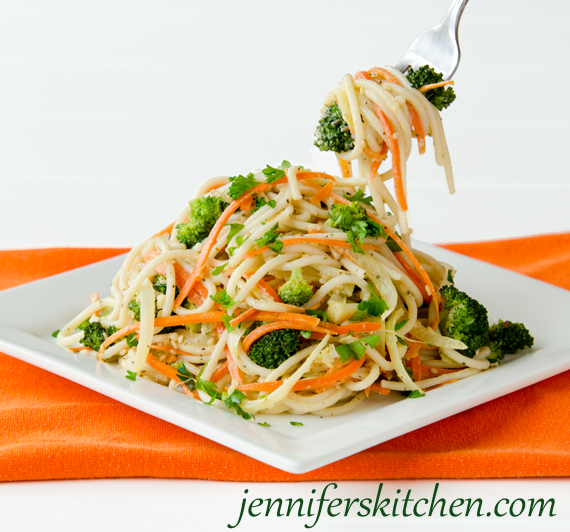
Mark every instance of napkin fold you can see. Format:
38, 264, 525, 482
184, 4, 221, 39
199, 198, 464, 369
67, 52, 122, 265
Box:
1, 233, 569, 482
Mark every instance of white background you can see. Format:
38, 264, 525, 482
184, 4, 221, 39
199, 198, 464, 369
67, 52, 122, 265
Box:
1, 0, 569, 530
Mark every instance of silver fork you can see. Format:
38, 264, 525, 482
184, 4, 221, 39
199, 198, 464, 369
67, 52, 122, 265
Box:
394, 0, 470, 81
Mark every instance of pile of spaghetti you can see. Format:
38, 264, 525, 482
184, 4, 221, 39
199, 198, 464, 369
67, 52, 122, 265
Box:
55, 65, 495, 418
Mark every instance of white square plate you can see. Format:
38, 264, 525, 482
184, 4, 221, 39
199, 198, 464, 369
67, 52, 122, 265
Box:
0, 241, 569, 474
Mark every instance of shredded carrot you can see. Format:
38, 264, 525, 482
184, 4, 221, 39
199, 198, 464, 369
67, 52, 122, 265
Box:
242, 321, 332, 352
364, 144, 388, 161
244, 271, 281, 302
90, 292, 99, 303
404, 342, 423, 360
373, 103, 407, 211
368, 67, 401, 85
296, 171, 337, 182
369, 159, 382, 180
337, 156, 352, 178
211, 360, 230, 383
406, 102, 426, 155
98, 312, 226, 355
354, 71, 373, 80
332, 322, 383, 335
238, 357, 365, 393
145, 353, 199, 400
419, 80, 455, 93
240, 195, 254, 212
394, 253, 432, 303
229, 307, 257, 327
410, 351, 422, 382
225, 345, 243, 385
369, 383, 391, 395
69, 346, 92, 352
248, 311, 320, 328
311, 180, 336, 205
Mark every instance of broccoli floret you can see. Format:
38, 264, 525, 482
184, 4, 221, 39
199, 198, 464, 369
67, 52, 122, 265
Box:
152, 273, 180, 299
487, 320, 534, 363
406, 65, 456, 111
328, 202, 368, 225
278, 268, 314, 307
80, 322, 118, 351
327, 202, 381, 254
439, 285, 489, 358
175, 195, 229, 249
248, 327, 301, 369
314, 102, 355, 153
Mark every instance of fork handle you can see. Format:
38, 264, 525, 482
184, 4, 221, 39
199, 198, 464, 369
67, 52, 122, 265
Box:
442, 0, 470, 42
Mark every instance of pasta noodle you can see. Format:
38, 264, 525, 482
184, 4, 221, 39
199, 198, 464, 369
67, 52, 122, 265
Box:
55, 65, 504, 419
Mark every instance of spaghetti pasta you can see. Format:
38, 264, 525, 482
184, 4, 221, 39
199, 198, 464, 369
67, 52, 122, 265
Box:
55, 65, 524, 419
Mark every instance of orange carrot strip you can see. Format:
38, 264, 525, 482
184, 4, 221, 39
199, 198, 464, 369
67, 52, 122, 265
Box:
337, 157, 352, 178
229, 307, 257, 327
296, 171, 337, 181
242, 321, 332, 352
329, 192, 439, 326
404, 342, 423, 360
394, 253, 432, 303
90, 292, 99, 303
368, 67, 401, 85
244, 271, 282, 302
364, 145, 388, 160
225, 345, 243, 385
370, 383, 391, 395
248, 311, 320, 328
238, 357, 365, 392
332, 322, 384, 335
98, 312, 226, 354
211, 360, 230, 383
407, 102, 426, 154
240, 195, 254, 212
419, 80, 454, 93
145, 353, 199, 400
69, 346, 93, 352
369, 159, 382, 180
311, 180, 336, 205
373, 103, 407, 211
410, 351, 422, 382
355, 71, 373, 80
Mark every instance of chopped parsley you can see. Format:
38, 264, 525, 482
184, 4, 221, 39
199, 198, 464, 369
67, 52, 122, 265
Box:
126, 333, 139, 348
305, 309, 327, 322
258, 422, 271, 427
211, 263, 228, 276
228, 173, 259, 200
290, 421, 303, 426
336, 340, 367, 363
210, 289, 236, 309
226, 223, 245, 244
408, 390, 426, 399
342, 189, 374, 206
255, 223, 280, 248
447, 269, 455, 285
52, 330, 60, 338
252, 195, 277, 213
394, 319, 409, 332
300, 330, 312, 339
125, 370, 137, 381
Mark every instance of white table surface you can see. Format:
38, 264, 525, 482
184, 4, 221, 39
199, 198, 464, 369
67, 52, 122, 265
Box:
1, 0, 569, 530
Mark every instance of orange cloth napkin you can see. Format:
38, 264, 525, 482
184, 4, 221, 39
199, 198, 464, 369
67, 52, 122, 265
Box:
1, 234, 569, 482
